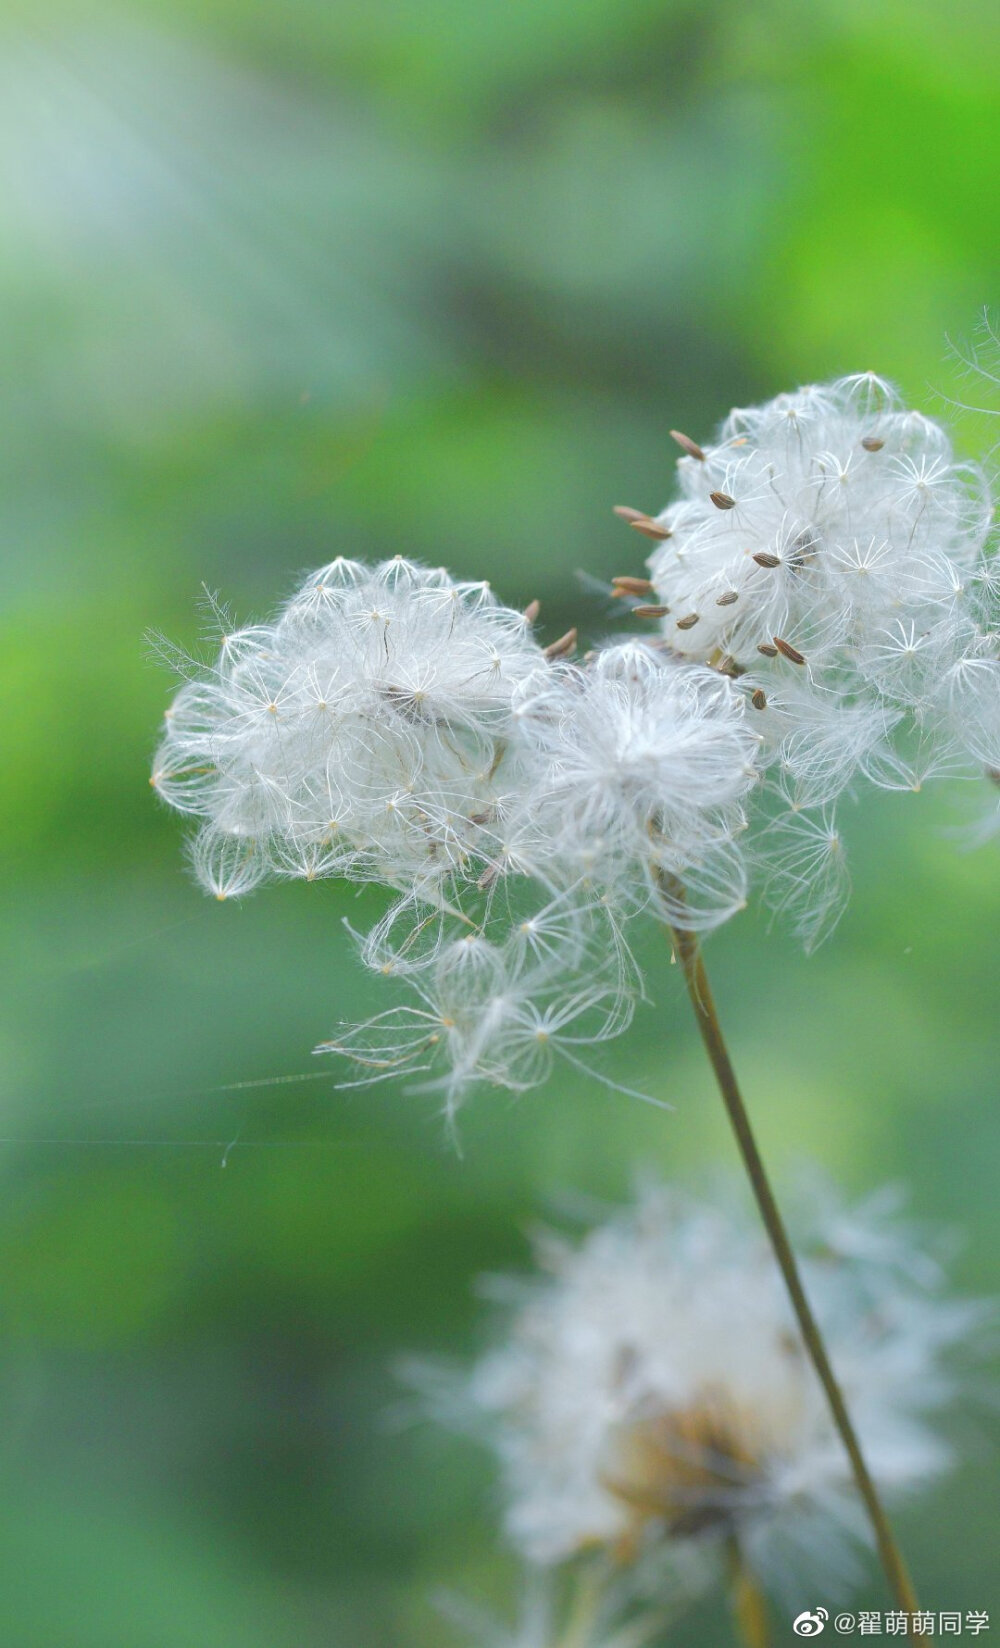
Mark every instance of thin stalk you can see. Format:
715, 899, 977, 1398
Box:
726, 1538, 771, 1648
555, 1566, 603, 1648
667, 917, 927, 1647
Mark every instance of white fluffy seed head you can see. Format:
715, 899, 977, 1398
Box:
634, 375, 998, 940
510, 642, 762, 929
321, 889, 640, 1118
452, 1178, 980, 1597
648, 376, 989, 680
151, 557, 546, 898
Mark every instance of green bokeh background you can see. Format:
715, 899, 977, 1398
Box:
0, 2, 997, 1642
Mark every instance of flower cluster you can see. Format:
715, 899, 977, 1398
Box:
152, 373, 998, 1096
639, 375, 997, 943
153, 580, 763, 1108
149, 373, 994, 1640
437, 1179, 977, 1606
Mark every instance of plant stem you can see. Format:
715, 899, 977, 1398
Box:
667, 918, 927, 1646
726, 1538, 771, 1648
556, 1566, 603, 1648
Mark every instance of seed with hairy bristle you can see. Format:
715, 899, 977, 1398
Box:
986, 767, 1000, 787
632, 604, 669, 619
613, 505, 648, 523
757, 642, 778, 658
752, 552, 781, 569
773, 636, 806, 665
751, 688, 767, 710
629, 517, 671, 541
716, 590, 739, 606
675, 613, 700, 631
670, 429, 705, 462
611, 575, 656, 597
523, 599, 540, 623
544, 627, 577, 660
710, 491, 736, 510
861, 436, 884, 452
717, 655, 741, 677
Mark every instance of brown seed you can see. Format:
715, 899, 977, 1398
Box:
631, 604, 669, 618
717, 655, 741, 677
716, 590, 739, 606
752, 552, 781, 568
522, 598, 540, 623
629, 517, 672, 541
613, 505, 648, 522
773, 635, 806, 665
757, 642, 778, 658
710, 491, 737, 510
611, 576, 656, 597
987, 767, 1000, 788
670, 429, 706, 462
675, 613, 700, 630
751, 688, 767, 710
861, 436, 885, 452
544, 627, 578, 660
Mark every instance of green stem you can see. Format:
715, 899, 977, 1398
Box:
555, 1566, 603, 1648
667, 918, 927, 1648
726, 1538, 771, 1648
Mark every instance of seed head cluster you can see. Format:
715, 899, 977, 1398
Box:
153, 575, 762, 1109
151, 556, 545, 900
442, 1180, 977, 1602
510, 644, 760, 929
152, 374, 998, 1097
639, 374, 997, 945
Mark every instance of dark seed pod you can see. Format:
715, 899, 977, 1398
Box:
629, 518, 672, 541
675, 613, 701, 630
710, 491, 737, 510
716, 590, 739, 606
757, 642, 779, 658
544, 628, 578, 660
751, 688, 767, 710
611, 576, 656, 597
773, 636, 806, 665
670, 429, 706, 461
752, 552, 781, 568
861, 436, 885, 452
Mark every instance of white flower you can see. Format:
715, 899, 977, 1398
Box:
450, 1178, 980, 1600
646, 374, 988, 728
510, 642, 762, 930
634, 375, 997, 936
151, 557, 545, 899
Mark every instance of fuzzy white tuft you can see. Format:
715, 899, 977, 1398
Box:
441, 1178, 981, 1600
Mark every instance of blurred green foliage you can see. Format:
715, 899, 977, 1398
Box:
0, 1, 997, 1641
